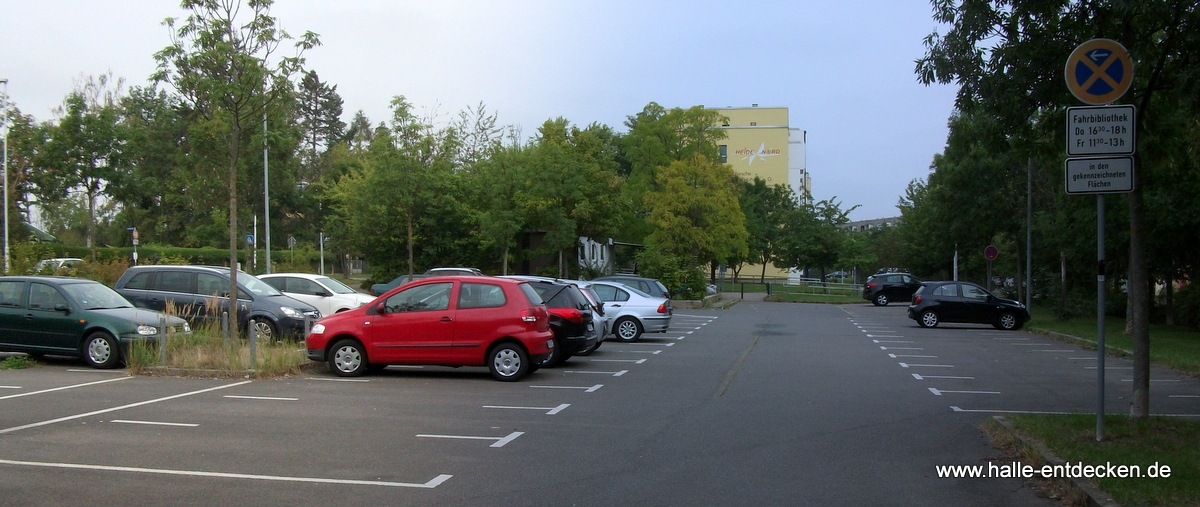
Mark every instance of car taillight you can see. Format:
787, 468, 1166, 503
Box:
865, 282, 878, 290
657, 303, 668, 314
913, 296, 922, 305
549, 307, 584, 324
520, 309, 538, 322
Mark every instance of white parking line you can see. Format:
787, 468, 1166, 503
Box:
672, 314, 716, 319
888, 354, 937, 358
530, 384, 603, 393
1028, 350, 1073, 352
1170, 395, 1200, 398
880, 347, 924, 350
224, 395, 298, 401
616, 350, 662, 355
1122, 379, 1181, 382
928, 388, 999, 396
0, 386, 19, 390
992, 337, 1030, 341
0, 458, 451, 488
417, 431, 524, 448
948, 406, 1200, 417
306, 377, 370, 382
590, 359, 646, 364
0, 376, 132, 401
483, 404, 571, 415
873, 340, 913, 344
1084, 366, 1134, 369
867, 335, 904, 338
0, 381, 251, 434
899, 363, 954, 368
563, 370, 628, 377
912, 374, 975, 380
110, 420, 199, 428
67, 369, 127, 373
626, 342, 674, 347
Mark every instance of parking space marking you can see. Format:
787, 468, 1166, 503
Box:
880, 347, 924, 350
867, 335, 904, 338
1084, 366, 1134, 370
992, 337, 1030, 341
888, 354, 936, 358
1123, 379, 1181, 382
483, 404, 570, 415
873, 340, 913, 344
912, 374, 975, 380
1069, 357, 1097, 360
0, 458, 452, 488
530, 384, 604, 393
672, 314, 716, 319
899, 363, 954, 368
306, 377, 370, 382
591, 359, 646, 364
616, 350, 662, 355
0, 376, 131, 401
67, 369, 127, 373
110, 420, 199, 428
1008, 343, 1044, 346
1028, 350, 1073, 353
563, 370, 628, 377
0, 380, 250, 434
928, 388, 1000, 396
417, 431, 525, 448
223, 395, 298, 401
625, 342, 674, 347
1170, 395, 1200, 398
0, 386, 19, 390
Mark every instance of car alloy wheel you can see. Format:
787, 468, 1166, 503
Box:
83, 332, 121, 369
488, 343, 529, 381
919, 310, 939, 328
329, 339, 367, 377
615, 317, 643, 342
873, 293, 889, 306
250, 318, 276, 341
996, 312, 1019, 330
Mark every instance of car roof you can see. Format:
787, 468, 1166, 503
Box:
0, 275, 96, 284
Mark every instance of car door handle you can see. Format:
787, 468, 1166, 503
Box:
441, 317, 453, 322
610, 304, 622, 308
25, 314, 34, 320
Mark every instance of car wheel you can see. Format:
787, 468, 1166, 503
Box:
995, 312, 1022, 331
873, 293, 889, 306
249, 318, 277, 342
577, 340, 601, 355
919, 310, 939, 328
329, 339, 367, 377
488, 342, 529, 381
82, 332, 121, 369
614, 317, 643, 342
538, 338, 565, 368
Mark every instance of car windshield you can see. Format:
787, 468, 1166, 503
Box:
62, 282, 134, 310
237, 272, 283, 297
315, 277, 358, 295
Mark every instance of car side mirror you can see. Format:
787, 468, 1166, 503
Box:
316, 290, 333, 297
54, 303, 71, 314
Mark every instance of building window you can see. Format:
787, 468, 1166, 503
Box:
750, 122, 757, 126
718, 145, 727, 163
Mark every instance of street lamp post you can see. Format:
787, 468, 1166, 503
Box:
0, 78, 9, 275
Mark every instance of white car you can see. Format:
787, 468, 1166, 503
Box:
584, 281, 672, 342
258, 273, 375, 316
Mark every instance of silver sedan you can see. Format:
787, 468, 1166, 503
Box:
582, 281, 672, 342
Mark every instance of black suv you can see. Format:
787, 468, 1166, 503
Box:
907, 281, 1028, 330
114, 265, 321, 340
862, 272, 922, 306
592, 275, 671, 299
520, 279, 598, 368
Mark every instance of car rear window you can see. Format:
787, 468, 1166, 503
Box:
517, 283, 544, 305
546, 285, 590, 310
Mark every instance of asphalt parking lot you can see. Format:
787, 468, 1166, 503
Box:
1, 301, 1196, 506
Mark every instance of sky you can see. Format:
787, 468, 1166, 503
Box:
1, 0, 958, 222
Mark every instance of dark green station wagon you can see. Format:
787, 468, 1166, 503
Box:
0, 276, 191, 369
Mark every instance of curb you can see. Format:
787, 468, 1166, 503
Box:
991, 416, 1122, 507
1030, 328, 1134, 357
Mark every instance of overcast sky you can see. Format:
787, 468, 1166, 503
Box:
2, 0, 957, 221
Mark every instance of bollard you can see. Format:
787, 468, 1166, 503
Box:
249, 319, 257, 373
222, 311, 229, 342
158, 314, 167, 365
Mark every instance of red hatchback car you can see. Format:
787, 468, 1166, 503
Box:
306, 276, 555, 381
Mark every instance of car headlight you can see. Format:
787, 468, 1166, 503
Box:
181, 322, 192, 333
280, 306, 303, 319
311, 323, 325, 334
137, 325, 158, 336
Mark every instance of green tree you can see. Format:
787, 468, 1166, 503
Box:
153, 0, 318, 338
740, 176, 798, 282
296, 70, 344, 182
644, 155, 748, 268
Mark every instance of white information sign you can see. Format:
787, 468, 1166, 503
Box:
1065, 157, 1134, 194
1067, 105, 1135, 156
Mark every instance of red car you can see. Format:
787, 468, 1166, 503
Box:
306, 276, 554, 381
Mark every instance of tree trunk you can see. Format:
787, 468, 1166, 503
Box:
227, 129, 240, 343
406, 215, 414, 277
1129, 187, 1150, 420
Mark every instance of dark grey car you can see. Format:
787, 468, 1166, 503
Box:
114, 265, 320, 340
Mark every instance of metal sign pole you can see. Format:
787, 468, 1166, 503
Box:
1096, 195, 1106, 441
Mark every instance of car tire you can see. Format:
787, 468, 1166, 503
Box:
919, 310, 939, 328
873, 293, 889, 306
329, 339, 367, 377
538, 338, 565, 368
249, 318, 278, 342
82, 331, 122, 369
995, 312, 1022, 331
577, 340, 601, 355
614, 317, 643, 342
488, 342, 529, 381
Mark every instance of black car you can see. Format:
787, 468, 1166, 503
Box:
114, 265, 321, 341
521, 279, 598, 367
592, 275, 671, 299
906, 281, 1029, 330
862, 272, 922, 306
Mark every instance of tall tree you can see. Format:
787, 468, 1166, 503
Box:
296, 70, 344, 182
153, 0, 318, 338
740, 176, 799, 282
644, 155, 748, 268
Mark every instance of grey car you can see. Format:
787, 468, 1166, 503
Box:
585, 281, 672, 341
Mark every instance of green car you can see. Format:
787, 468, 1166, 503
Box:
0, 276, 191, 369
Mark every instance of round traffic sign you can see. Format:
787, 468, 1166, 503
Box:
1065, 39, 1133, 105
984, 245, 999, 261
